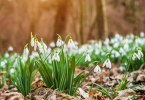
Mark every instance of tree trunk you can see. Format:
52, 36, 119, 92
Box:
79, 0, 85, 44
53, 0, 69, 42
96, 0, 108, 40
0, 0, 4, 54
71, 0, 81, 46
132, 0, 137, 35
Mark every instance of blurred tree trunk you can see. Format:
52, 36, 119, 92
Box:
79, 0, 85, 44
53, 0, 69, 42
0, 0, 4, 54
71, 0, 81, 45
132, 0, 137, 35
26, 0, 35, 43
88, 0, 97, 40
30, 0, 35, 35
96, 0, 108, 40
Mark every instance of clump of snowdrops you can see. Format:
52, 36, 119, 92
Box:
11, 44, 36, 97
0, 46, 18, 88
32, 33, 111, 96
90, 46, 144, 99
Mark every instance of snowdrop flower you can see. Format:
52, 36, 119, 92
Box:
94, 65, 101, 73
113, 42, 119, 48
56, 38, 62, 47
10, 68, 15, 73
104, 38, 109, 45
115, 33, 120, 39
22, 56, 28, 64
43, 42, 47, 50
23, 47, 29, 56
115, 51, 120, 57
50, 42, 55, 47
140, 32, 144, 37
101, 51, 106, 56
85, 53, 91, 62
119, 66, 125, 72
74, 41, 78, 46
1, 61, 5, 67
8, 46, 13, 51
124, 44, 129, 51
52, 51, 60, 62
37, 41, 42, 49
49, 59, 52, 64
45, 48, 51, 55
31, 37, 37, 51
132, 53, 139, 61
91, 40, 95, 44
106, 46, 112, 52
111, 54, 114, 58
119, 48, 126, 56
103, 58, 111, 69
137, 48, 143, 59
130, 34, 134, 39
95, 49, 100, 55
31, 37, 35, 47
5, 53, 9, 58
37, 41, 43, 53
68, 37, 75, 49
30, 52, 39, 59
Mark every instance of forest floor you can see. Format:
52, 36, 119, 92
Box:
0, 63, 145, 100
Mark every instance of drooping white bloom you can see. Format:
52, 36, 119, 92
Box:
50, 42, 55, 47
104, 38, 109, 45
106, 46, 112, 52
113, 42, 119, 48
56, 39, 62, 47
74, 41, 78, 46
1, 61, 5, 67
10, 68, 15, 73
8, 46, 13, 51
30, 52, 39, 59
46, 48, 52, 55
22, 56, 28, 64
68, 38, 75, 49
31, 38, 35, 47
103, 58, 111, 69
124, 44, 129, 51
43, 42, 47, 50
31, 38, 37, 51
23, 48, 29, 56
132, 53, 139, 61
130, 34, 134, 39
137, 49, 143, 59
52, 51, 60, 62
37, 41, 43, 53
119, 66, 125, 72
95, 49, 100, 55
5, 53, 9, 58
94, 65, 101, 73
112, 50, 120, 57
101, 51, 106, 56
37, 41, 42, 49
85, 53, 91, 62
140, 32, 144, 37
115, 51, 120, 57
114, 33, 120, 39
119, 48, 126, 56
111, 54, 114, 58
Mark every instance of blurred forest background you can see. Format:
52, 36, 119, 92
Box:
0, 0, 145, 53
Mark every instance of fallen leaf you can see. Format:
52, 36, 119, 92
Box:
78, 88, 89, 99
113, 89, 135, 100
